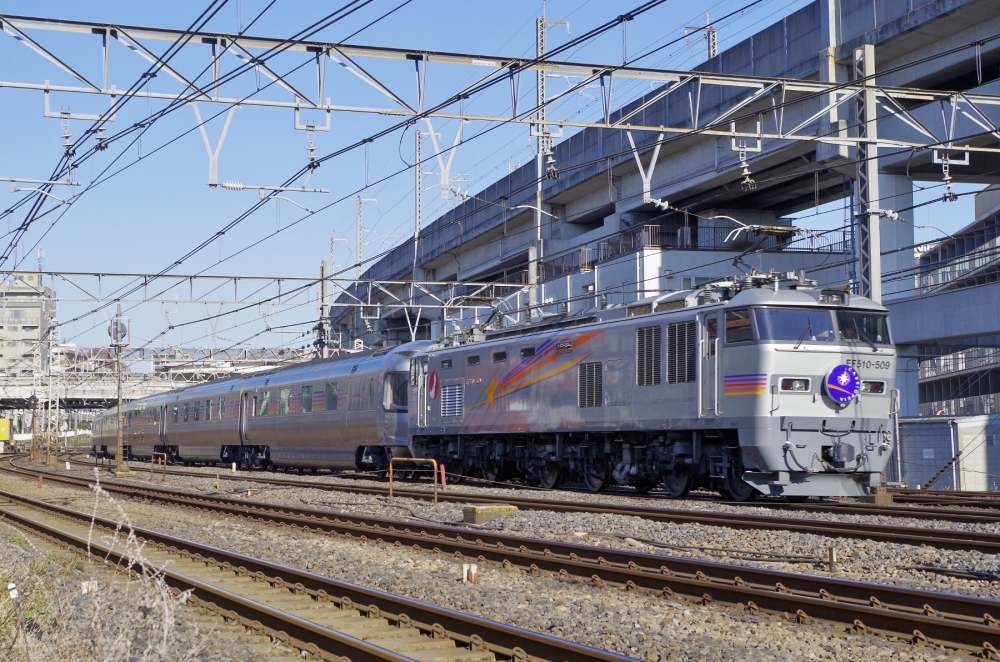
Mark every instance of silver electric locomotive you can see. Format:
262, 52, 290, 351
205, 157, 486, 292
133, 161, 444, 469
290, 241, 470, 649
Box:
409, 273, 896, 499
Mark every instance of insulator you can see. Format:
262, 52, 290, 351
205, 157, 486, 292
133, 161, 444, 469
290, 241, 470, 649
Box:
220, 181, 246, 190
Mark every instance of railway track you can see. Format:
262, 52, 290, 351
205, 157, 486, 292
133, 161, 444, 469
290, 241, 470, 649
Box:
65, 453, 1000, 525
5, 457, 1000, 657
0, 483, 628, 662
47, 456, 1000, 553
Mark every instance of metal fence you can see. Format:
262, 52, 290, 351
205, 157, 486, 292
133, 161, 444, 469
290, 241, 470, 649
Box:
539, 224, 851, 283
919, 394, 1000, 417
920, 346, 1000, 379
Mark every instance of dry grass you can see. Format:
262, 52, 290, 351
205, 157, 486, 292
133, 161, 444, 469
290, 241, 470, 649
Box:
0, 471, 260, 662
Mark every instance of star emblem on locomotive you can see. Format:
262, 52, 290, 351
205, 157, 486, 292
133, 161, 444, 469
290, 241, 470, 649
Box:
484, 373, 500, 408
837, 372, 851, 386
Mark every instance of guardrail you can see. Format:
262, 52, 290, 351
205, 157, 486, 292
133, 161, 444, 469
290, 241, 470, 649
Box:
388, 456, 439, 504
919, 394, 1000, 417
920, 346, 1000, 379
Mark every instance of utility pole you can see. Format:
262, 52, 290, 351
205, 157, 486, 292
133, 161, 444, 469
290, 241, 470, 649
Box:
854, 44, 881, 303
414, 129, 423, 277
316, 261, 329, 358
355, 196, 378, 281
685, 14, 718, 60
45, 332, 53, 467
529, 10, 568, 313
110, 304, 133, 476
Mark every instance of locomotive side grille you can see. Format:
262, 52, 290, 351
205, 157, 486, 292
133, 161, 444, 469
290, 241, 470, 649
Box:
666, 321, 697, 384
440, 384, 464, 417
578, 361, 603, 408
636, 325, 662, 386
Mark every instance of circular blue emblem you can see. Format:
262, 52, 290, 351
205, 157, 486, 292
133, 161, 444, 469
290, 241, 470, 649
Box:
825, 364, 860, 405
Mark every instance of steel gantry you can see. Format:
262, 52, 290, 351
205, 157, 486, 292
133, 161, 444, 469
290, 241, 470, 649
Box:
5, 13, 1000, 154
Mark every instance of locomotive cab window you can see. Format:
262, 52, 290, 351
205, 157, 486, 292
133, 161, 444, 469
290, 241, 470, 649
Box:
383, 373, 408, 412
301, 386, 313, 413
836, 311, 891, 346
520, 347, 535, 359
754, 308, 836, 343
441, 359, 452, 369
725, 309, 754, 343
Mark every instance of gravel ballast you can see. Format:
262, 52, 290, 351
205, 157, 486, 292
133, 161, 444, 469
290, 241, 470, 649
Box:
1, 463, 992, 660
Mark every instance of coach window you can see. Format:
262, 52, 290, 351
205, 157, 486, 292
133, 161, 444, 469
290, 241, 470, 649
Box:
206, 399, 212, 421
725, 309, 754, 343
260, 391, 271, 417
520, 347, 535, 359
493, 351, 507, 363
219, 397, 226, 419
279, 389, 290, 415
183, 403, 189, 422
384, 373, 408, 412
326, 383, 338, 411
301, 386, 313, 413
194, 401, 200, 422
172, 406, 178, 423
467, 355, 480, 366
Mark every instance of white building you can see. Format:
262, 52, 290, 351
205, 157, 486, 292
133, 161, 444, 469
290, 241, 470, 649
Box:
0, 272, 57, 376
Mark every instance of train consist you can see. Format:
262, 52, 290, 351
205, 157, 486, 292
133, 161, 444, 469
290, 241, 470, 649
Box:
94, 272, 898, 499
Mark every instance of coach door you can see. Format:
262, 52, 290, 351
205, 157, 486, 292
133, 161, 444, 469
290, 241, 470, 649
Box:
159, 406, 167, 446
416, 357, 429, 427
700, 314, 721, 417
239, 392, 252, 443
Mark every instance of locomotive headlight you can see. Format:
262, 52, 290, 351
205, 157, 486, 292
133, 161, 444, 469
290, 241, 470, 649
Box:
861, 380, 885, 394
819, 291, 847, 305
780, 378, 809, 391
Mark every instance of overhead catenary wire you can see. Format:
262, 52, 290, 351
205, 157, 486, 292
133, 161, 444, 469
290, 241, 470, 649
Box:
21, 1, 1000, 352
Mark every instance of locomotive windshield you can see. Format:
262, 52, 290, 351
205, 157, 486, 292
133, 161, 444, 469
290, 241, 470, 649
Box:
383, 372, 409, 412
754, 308, 836, 343
836, 311, 892, 346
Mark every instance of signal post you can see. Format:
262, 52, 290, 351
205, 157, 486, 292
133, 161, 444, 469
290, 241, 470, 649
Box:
110, 304, 134, 476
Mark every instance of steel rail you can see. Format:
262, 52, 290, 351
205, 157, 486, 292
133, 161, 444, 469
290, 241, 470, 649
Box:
40, 456, 1000, 551
0, 486, 629, 662
2, 468, 1000, 657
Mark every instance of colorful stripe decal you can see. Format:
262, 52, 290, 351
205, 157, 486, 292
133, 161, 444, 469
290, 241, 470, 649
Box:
724, 373, 767, 396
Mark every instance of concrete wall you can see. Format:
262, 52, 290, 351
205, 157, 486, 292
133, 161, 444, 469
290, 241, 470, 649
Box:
896, 415, 998, 490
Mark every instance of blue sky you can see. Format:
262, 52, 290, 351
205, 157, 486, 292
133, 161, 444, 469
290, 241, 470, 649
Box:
0, 0, 982, 348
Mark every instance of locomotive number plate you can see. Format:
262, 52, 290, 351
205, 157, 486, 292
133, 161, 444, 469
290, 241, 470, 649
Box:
844, 359, 891, 371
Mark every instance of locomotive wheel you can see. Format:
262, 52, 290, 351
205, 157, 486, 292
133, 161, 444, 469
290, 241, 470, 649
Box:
583, 460, 611, 492
481, 460, 503, 484
721, 471, 757, 502
535, 462, 562, 489
662, 470, 692, 498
